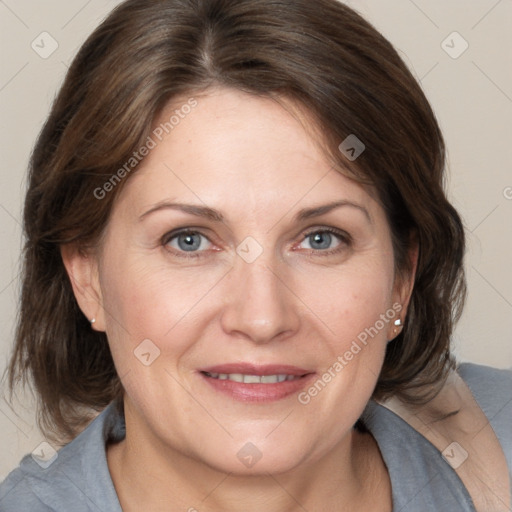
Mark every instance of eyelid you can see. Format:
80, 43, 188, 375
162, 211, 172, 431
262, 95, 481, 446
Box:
161, 223, 223, 241
162, 227, 207, 244
301, 226, 351, 241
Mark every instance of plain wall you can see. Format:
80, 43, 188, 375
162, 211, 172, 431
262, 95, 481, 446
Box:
0, 0, 511, 479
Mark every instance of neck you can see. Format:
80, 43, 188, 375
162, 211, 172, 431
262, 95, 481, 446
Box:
107, 405, 390, 512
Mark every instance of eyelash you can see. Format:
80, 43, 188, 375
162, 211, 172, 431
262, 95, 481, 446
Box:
161, 227, 351, 259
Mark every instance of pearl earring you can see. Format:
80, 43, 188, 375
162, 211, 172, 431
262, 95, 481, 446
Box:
387, 318, 403, 343
90, 318, 96, 325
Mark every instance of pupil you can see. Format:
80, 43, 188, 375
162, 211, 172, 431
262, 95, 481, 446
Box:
311, 232, 331, 250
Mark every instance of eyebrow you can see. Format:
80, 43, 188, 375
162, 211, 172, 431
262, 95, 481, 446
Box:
139, 202, 224, 222
139, 200, 371, 224
296, 200, 372, 224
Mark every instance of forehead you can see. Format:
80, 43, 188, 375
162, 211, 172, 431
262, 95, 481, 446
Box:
114, 88, 379, 222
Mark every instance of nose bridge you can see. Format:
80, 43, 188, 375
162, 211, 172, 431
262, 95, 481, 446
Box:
243, 257, 281, 307
220, 251, 299, 343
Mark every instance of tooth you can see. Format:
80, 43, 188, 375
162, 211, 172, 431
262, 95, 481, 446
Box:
260, 375, 279, 383
243, 375, 261, 384
209, 373, 297, 383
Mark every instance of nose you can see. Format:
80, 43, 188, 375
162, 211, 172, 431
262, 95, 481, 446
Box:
220, 257, 301, 344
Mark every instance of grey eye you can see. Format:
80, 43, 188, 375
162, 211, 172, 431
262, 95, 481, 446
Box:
167, 232, 210, 252
308, 232, 333, 250
300, 231, 343, 251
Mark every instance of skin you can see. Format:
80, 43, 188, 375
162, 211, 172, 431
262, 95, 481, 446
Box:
63, 87, 417, 511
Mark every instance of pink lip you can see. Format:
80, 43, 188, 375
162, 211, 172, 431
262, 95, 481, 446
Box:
198, 363, 316, 403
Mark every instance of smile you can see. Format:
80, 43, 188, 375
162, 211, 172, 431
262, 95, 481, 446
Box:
202, 372, 304, 383
199, 365, 315, 402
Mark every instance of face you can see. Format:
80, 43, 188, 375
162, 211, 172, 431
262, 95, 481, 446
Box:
74, 87, 411, 475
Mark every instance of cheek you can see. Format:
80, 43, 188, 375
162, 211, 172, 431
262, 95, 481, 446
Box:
281, 257, 396, 455
299, 256, 395, 350
98, 251, 224, 368
292, 259, 394, 419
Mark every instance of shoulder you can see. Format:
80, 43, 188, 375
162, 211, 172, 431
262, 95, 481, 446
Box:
361, 398, 477, 510
457, 361, 512, 410
363, 362, 512, 511
456, 362, 512, 461
0, 468, 52, 511
0, 403, 123, 512
456, 361, 512, 432
0, 445, 87, 511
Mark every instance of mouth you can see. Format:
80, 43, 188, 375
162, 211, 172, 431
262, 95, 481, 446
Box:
202, 372, 304, 384
198, 364, 315, 402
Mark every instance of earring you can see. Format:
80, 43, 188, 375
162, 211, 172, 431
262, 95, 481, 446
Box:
388, 318, 403, 344
90, 318, 96, 325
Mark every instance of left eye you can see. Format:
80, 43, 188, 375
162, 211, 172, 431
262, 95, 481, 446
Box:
299, 230, 344, 251
165, 231, 212, 252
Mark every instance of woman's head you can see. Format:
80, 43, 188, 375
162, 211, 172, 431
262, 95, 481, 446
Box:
60, 86, 411, 474
9, 0, 465, 457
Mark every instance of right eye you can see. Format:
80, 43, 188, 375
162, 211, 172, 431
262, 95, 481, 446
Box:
163, 230, 213, 257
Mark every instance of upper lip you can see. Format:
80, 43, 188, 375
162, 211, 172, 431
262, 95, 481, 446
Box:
199, 363, 313, 376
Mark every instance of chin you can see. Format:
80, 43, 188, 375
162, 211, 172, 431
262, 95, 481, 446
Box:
192, 434, 312, 477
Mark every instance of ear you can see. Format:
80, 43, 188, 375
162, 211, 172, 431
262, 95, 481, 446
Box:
60, 244, 106, 331
389, 237, 419, 340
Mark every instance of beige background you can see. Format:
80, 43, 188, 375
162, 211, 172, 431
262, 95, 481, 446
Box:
0, 0, 511, 479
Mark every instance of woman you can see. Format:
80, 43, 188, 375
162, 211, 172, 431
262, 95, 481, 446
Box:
1, 0, 510, 511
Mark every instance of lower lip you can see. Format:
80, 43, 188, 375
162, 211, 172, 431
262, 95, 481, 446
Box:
200, 373, 316, 402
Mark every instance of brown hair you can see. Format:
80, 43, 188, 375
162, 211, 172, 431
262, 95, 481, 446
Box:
7, 0, 466, 442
